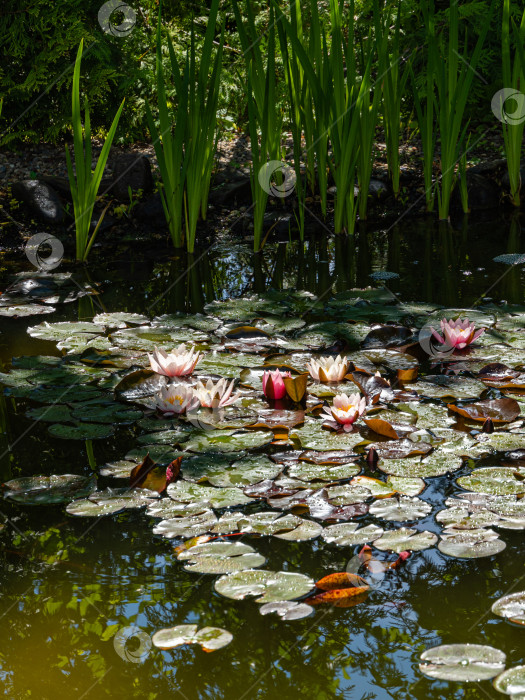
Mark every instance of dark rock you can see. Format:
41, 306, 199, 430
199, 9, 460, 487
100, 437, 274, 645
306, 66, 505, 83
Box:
133, 193, 166, 227
11, 180, 64, 224
110, 154, 153, 202
40, 175, 113, 200
451, 173, 501, 212
208, 173, 252, 207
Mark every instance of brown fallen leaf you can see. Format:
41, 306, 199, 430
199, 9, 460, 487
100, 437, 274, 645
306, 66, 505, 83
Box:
316, 572, 369, 590
305, 586, 369, 607
284, 374, 308, 402
130, 454, 181, 493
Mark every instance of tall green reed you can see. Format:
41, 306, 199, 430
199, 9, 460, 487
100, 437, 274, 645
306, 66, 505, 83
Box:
65, 40, 124, 262
423, 0, 493, 220
146, 1, 223, 253
232, 0, 283, 251
374, 0, 409, 199
501, 0, 525, 207
410, 57, 436, 212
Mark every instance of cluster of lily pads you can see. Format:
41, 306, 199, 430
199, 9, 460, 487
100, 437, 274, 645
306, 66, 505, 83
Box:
1, 275, 524, 677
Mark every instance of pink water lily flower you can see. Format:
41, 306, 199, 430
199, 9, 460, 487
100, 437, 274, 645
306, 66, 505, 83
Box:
430, 318, 484, 350
154, 383, 199, 416
193, 378, 239, 408
262, 369, 291, 400
307, 355, 349, 383
323, 392, 366, 432
148, 345, 202, 377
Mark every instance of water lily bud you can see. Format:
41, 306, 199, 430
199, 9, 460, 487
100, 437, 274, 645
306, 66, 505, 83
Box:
482, 417, 494, 434
366, 447, 379, 466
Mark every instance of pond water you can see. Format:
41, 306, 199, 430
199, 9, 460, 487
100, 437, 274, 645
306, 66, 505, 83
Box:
0, 215, 524, 699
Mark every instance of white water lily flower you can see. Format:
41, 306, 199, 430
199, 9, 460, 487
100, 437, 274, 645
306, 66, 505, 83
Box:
323, 392, 366, 431
155, 383, 199, 416
307, 355, 349, 383
193, 378, 239, 408
148, 344, 202, 377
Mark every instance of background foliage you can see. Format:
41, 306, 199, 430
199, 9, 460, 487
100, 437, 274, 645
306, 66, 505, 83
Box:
0, 0, 518, 146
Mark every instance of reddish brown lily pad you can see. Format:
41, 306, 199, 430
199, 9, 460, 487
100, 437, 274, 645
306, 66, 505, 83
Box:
447, 398, 521, 424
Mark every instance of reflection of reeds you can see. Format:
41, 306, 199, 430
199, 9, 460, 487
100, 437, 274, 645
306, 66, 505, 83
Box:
66, 41, 124, 262
501, 0, 525, 207
146, 1, 223, 253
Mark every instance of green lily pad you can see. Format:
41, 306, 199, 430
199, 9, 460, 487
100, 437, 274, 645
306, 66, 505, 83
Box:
322, 523, 384, 546
411, 376, 487, 400
92, 312, 149, 328
290, 420, 366, 452
177, 541, 266, 574
4, 474, 96, 505
457, 467, 525, 495
48, 422, 114, 440
152, 625, 232, 651
491, 592, 525, 625
183, 429, 273, 454
152, 511, 218, 539
436, 506, 501, 529
378, 452, 463, 478
26, 404, 73, 422
372, 527, 437, 552
259, 601, 314, 620
215, 569, 315, 603
493, 666, 525, 696
152, 313, 221, 332
419, 644, 506, 682
66, 488, 158, 516
287, 461, 360, 482
201, 454, 281, 488
167, 480, 255, 508
438, 528, 507, 558
0, 304, 56, 317
99, 460, 137, 478
72, 404, 143, 424
369, 496, 432, 521
125, 446, 185, 465
27, 321, 106, 340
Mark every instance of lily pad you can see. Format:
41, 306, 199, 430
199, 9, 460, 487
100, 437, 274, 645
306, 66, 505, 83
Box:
177, 541, 266, 574
287, 461, 360, 482
215, 569, 315, 603
493, 666, 525, 696
183, 429, 273, 454
322, 523, 384, 546
290, 420, 366, 452
372, 527, 437, 552
152, 511, 218, 539
152, 624, 232, 651
491, 592, 525, 625
167, 480, 255, 508
419, 644, 506, 682
92, 312, 149, 328
48, 422, 114, 440
438, 528, 507, 558
369, 496, 432, 521
259, 601, 314, 620
4, 474, 96, 505
457, 467, 525, 496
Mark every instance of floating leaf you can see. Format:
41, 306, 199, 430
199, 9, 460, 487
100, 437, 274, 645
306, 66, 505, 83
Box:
152, 510, 218, 539
259, 601, 313, 620
48, 422, 114, 440
438, 528, 506, 558
290, 420, 366, 451
315, 572, 369, 590
305, 586, 369, 607
457, 467, 525, 496
177, 541, 265, 574
322, 523, 384, 546
167, 480, 255, 508
372, 527, 437, 552
4, 474, 96, 505
152, 624, 232, 652
448, 398, 521, 424
215, 569, 315, 603
493, 665, 525, 696
369, 496, 432, 521
419, 644, 506, 682
287, 461, 360, 483
183, 429, 273, 454
491, 591, 525, 626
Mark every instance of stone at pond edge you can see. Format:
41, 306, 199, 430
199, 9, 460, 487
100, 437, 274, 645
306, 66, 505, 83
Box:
110, 153, 153, 202
11, 180, 64, 224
